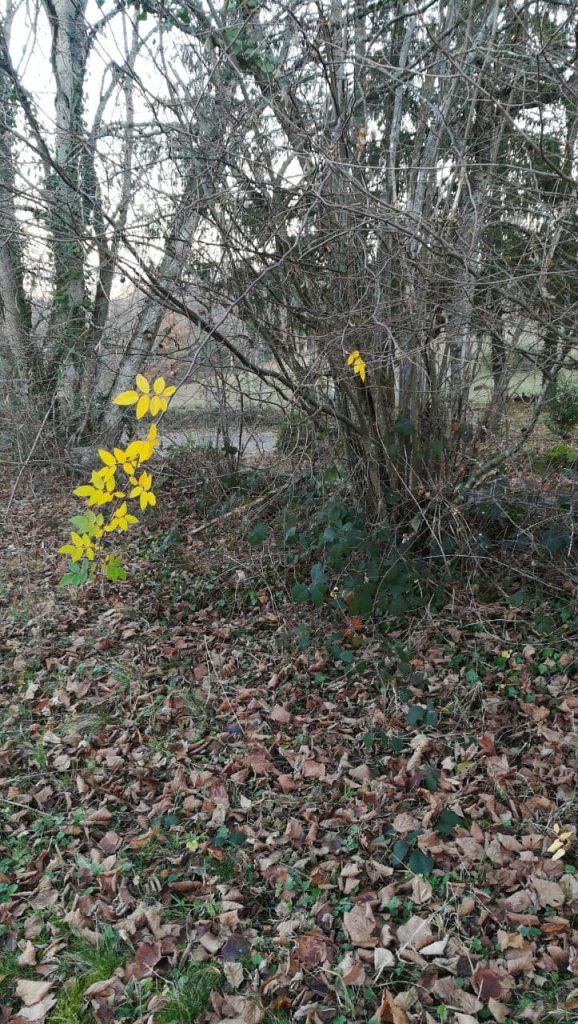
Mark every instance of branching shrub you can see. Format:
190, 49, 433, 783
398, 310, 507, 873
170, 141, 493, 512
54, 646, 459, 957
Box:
546, 380, 578, 438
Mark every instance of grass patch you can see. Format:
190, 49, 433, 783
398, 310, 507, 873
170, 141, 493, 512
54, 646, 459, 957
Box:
50, 927, 130, 1024
0, 949, 22, 1005
157, 963, 222, 1023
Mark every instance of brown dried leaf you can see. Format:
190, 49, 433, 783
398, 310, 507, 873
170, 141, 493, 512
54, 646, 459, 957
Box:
411, 875, 432, 905
472, 965, 504, 1002
302, 759, 325, 779
531, 876, 565, 908
397, 915, 434, 952
376, 988, 409, 1024
17, 942, 37, 967
223, 961, 244, 989
14, 994, 56, 1022
489, 998, 508, 1022
338, 951, 366, 986
15, 980, 52, 1006
432, 977, 483, 1015
343, 902, 377, 946
294, 932, 327, 967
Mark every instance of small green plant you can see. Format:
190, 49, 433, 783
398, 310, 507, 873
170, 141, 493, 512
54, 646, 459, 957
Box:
546, 379, 578, 438
544, 442, 577, 468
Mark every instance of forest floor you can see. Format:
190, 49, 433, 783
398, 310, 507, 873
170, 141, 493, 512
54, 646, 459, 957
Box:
0, 454, 577, 1024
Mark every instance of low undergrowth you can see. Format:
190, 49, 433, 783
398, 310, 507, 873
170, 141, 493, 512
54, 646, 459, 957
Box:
0, 456, 576, 1024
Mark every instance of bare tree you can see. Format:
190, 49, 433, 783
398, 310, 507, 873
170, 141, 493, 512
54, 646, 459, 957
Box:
1, 0, 577, 522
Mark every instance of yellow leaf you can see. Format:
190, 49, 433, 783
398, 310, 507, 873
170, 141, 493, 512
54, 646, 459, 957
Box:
112, 389, 139, 406
150, 395, 161, 416
98, 449, 117, 467
347, 350, 360, 366
136, 394, 149, 419
551, 847, 566, 861
153, 376, 166, 394
136, 374, 150, 393
163, 385, 176, 397
548, 839, 563, 853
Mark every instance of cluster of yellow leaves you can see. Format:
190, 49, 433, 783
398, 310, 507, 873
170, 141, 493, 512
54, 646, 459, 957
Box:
59, 376, 174, 585
113, 373, 175, 419
347, 350, 367, 383
547, 823, 574, 861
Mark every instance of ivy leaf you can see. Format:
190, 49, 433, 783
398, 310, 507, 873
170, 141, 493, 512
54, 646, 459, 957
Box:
436, 808, 466, 837
292, 582, 310, 603
310, 562, 326, 585
391, 839, 409, 866
248, 522, 268, 545
409, 849, 434, 875
406, 704, 424, 725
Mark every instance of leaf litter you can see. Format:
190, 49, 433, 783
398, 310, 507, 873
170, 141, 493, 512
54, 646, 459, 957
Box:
0, 469, 577, 1023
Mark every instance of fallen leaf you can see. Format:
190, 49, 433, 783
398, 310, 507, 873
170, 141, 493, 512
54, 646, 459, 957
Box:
420, 936, 448, 957
432, 977, 483, 1015
559, 873, 578, 903
472, 965, 504, 1001
411, 875, 432, 905
221, 935, 251, 962
392, 812, 420, 833
343, 902, 377, 946
223, 961, 244, 989
15, 980, 52, 1006
294, 931, 327, 966
17, 942, 37, 967
397, 915, 434, 952
531, 876, 565, 908
374, 947, 395, 976
269, 705, 292, 724
338, 951, 366, 986
489, 998, 508, 1022
376, 988, 409, 1024
14, 994, 56, 1022
302, 759, 325, 779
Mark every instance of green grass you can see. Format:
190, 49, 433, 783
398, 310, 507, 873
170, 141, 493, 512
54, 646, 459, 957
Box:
157, 963, 222, 1023
0, 949, 22, 1005
50, 928, 130, 1024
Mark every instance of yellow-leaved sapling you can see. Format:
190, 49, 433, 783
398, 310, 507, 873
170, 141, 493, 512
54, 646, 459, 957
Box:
58, 376, 175, 586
